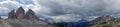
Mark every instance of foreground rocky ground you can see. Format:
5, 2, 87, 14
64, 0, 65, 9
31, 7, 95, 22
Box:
0, 19, 57, 27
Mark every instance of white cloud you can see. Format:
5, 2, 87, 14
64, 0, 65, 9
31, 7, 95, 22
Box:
0, 7, 10, 16
50, 14, 82, 22
0, 1, 21, 10
0, 1, 38, 15
31, 0, 120, 22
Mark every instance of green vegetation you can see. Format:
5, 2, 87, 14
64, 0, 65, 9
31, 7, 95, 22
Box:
100, 21, 107, 24
102, 24, 111, 27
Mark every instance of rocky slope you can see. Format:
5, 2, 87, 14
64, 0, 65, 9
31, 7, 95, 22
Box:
88, 15, 120, 27
4, 19, 56, 27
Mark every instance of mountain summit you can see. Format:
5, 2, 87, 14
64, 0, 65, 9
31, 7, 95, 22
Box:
24, 9, 39, 20
8, 10, 17, 19
8, 7, 39, 20
16, 7, 25, 19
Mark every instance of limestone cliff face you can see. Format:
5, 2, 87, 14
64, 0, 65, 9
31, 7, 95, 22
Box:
24, 9, 39, 20
8, 10, 17, 19
16, 7, 25, 19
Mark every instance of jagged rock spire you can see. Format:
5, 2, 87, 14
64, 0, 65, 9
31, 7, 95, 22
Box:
8, 10, 17, 19
16, 7, 25, 19
24, 9, 39, 20
8, 7, 39, 20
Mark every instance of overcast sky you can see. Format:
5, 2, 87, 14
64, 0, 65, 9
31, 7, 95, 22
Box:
0, 0, 120, 22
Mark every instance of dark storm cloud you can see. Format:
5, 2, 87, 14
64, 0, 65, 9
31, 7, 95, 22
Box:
35, 0, 106, 16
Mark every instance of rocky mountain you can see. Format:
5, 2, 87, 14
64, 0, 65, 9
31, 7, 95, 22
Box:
16, 7, 25, 19
24, 9, 39, 20
0, 7, 58, 27
88, 15, 120, 27
8, 10, 17, 19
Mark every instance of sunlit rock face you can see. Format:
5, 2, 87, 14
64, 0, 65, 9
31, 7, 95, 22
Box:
16, 7, 25, 19
24, 9, 39, 20
8, 10, 17, 19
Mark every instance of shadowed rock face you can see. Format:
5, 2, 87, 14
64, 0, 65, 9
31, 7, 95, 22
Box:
8, 10, 17, 19
0, 16, 1, 19
24, 9, 39, 20
16, 7, 25, 19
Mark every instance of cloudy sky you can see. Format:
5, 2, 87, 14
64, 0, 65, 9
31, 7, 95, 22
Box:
0, 0, 120, 22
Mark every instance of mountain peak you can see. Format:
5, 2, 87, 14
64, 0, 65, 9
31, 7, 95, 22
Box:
8, 7, 39, 20
27, 9, 34, 14
8, 9, 17, 19
24, 9, 39, 20
16, 7, 25, 19
3, 7, 57, 27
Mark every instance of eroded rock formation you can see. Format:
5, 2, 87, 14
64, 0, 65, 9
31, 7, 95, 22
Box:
8, 7, 39, 20
24, 9, 39, 20
8, 10, 17, 19
16, 7, 25, 19
6, 7, 57, 27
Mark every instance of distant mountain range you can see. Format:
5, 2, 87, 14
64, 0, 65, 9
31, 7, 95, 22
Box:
48, 15, 120, 27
